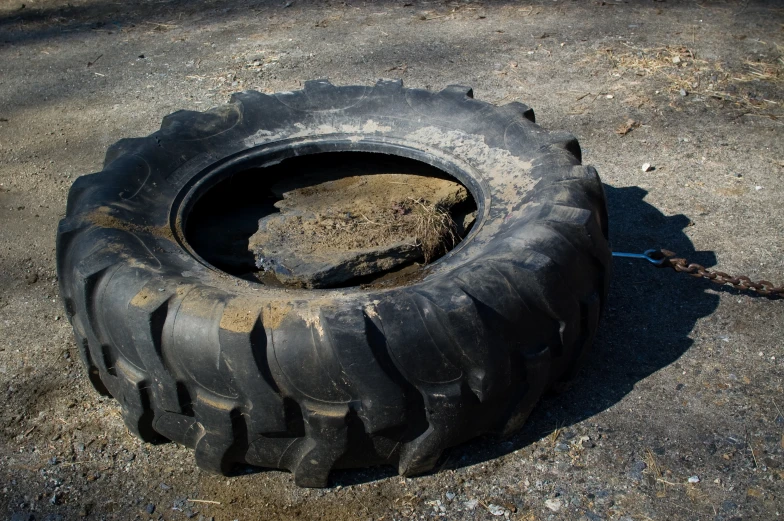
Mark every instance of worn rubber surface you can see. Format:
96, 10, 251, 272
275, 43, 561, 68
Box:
56, 79, 611, 487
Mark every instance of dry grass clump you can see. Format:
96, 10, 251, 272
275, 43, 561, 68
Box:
360, 197, 458, 262
408, 198, 459, 262
735, 59, 784, 83
593, 43, 783, 115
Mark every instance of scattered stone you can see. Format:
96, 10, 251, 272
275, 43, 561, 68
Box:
605, 94, 614, 99
679, 88, 688, 97
555, 442, 570, 452
160, 483, 171, 491
445, 492, 456, 501
672, 56, 681, 64
146, 503, 156, 514
721, 500, 739, 512
628, 460, 648, 482
594, 491, 613, 507
641, 163, 654, 172
688, 475, 700, 483
545, 498, 562, 512
487, 504, 506, 516
747, 487, 763, 498
578, 435, 595, 448
464, 499, 479, 510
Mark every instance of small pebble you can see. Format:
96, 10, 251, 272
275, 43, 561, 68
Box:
688, 475, 700, 483
445, 491, 456, 501
544, 498, 562, 512
680, 88, 688, 96
146, 504, 156, 515
641, 163, 653, 172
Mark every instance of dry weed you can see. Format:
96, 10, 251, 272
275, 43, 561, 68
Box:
354, 197, 458, 262
592, 43, 783, 115
408, 198, 458, 262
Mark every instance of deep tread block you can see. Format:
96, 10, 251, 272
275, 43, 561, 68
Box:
502, 101, 536, 123
287, 405, 350, 487
398, 381, 478, 476
193, 394, 246, 474
441, 84, 474, 99
115, 358, 165, 443
104, 138, 148, 167
127, 281, 184, 413
217, 300, 287, 434
320, 306, 408, 434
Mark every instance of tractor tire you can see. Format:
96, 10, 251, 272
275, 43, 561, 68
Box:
57, 79, 610, 487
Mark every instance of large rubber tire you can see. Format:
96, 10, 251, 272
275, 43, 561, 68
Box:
57, 80, 610, 487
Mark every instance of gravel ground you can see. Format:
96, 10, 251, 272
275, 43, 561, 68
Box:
1, 1, 783, 520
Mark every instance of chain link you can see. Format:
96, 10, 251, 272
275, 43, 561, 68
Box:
650, 249, 784, 298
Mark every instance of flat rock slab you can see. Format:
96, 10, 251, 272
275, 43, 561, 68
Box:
248, 172, 469, 287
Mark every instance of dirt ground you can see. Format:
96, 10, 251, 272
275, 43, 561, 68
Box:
1, 1, 783, 520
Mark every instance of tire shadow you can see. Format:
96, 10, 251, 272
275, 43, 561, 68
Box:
331, 183, 721, 486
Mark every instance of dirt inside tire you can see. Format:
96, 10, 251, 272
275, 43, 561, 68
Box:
249, 170, 476, 288
186, 152, 477, 288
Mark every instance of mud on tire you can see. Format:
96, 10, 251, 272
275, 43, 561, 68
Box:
57, 80, 611, 487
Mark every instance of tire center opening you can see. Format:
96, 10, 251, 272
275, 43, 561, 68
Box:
184, 151, 478, 289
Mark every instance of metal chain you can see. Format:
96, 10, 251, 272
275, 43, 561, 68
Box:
612, 249, 784, 298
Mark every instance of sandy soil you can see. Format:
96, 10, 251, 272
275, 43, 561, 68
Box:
0, 1, 783, 520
